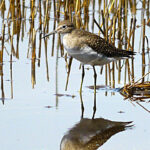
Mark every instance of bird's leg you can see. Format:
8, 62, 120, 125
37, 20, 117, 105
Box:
79, 92, 84, 119
92, 66, 97, 119
93, 66, 97, 94
92, 92, 96, 119
80, 65, 85, 94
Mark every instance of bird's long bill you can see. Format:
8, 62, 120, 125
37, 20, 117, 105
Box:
42, 30, 56, 38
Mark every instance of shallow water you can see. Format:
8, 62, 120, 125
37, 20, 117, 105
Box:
0, 1, 150, 150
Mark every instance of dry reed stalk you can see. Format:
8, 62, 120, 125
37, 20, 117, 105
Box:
31, 0, 35, 26
142, 18, 146, 83
117, 0, 122, 84
112, 16, 116, 45
117, 55, 121, 85
131, 18, 136, 51
83, 0, 90, 30
108, 0, 115, 14
112, 16, 116, 87
43, 0, 49, 34
125, 0, 128, 16
0, 23, 5, 75
0, 23, 5, 101
0, 0, 5, 10
132, 0, 136, 15
142, 0, 146, 9
31, 28, 36, 88
31, 57, 36, 88
127, 18, 133, 50
56, 0, 60, 18
65, 57, 73, 91
43, 34, 50, 82
123, 0, 128, 49
32, 28, 36, 59
0, 0, 5, 19
101, 10, 106, 37
108, 21, 112, 87
136, 102, 150, 113
104, 9, 108, 86
92, 0, 95, 32
145, 36, 149, 53
7, 0, 16, 57
38, 0, 42, 67
64, 0, 69, 19
103, 0, 105, 14
16, 0, 21, 59
128, 71, 150, 89
51, 20, 56, 56
64, 0, 68, 14
10, 49, 13, 99
44, 40, 50, 82
75, 0, 81, 15
118, 0, 122, 40
108, 19, 113, 87
10, 21, 15, 56
105, 9, 108, 40
125, 18, 134, 84
131, 18, 136, 83
147, 0, 149, 18
127, 60, 131, 84
53, 0, 56, 18
94, 18, 104, 36
21, 0, 26, 41
98, 0, 102, 29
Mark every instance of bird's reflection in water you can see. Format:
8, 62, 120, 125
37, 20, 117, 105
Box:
60, 118, 132, 150
60, 94, 133, 150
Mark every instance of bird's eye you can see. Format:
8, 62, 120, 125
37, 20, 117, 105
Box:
62, 25, 66, 29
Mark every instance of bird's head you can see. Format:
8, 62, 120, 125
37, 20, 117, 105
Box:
42, 20, 75, 38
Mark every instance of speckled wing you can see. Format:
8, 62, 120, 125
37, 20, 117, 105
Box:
80, 31, 135, 58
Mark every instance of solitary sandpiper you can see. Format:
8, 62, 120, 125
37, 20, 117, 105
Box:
43, 20, 135, 94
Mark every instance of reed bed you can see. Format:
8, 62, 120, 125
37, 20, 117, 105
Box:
0, 0, 150, 104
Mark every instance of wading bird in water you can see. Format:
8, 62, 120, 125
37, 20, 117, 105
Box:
43, 20, 135, 95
